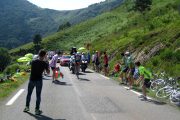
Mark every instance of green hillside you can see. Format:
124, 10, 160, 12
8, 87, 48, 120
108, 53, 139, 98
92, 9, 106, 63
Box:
0, 0, 123, 49
11, 0, 180, 77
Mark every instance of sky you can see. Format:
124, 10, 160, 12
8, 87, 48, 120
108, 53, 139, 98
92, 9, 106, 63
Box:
27, 0, 106, 10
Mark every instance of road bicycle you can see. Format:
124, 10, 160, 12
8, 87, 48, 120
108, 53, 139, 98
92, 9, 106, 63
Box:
156, 77, 180, 105
150, 72, 169, 92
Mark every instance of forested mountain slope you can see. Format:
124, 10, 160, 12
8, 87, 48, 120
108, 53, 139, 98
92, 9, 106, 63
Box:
11, 0, 180, 76
0, 0, 123, 48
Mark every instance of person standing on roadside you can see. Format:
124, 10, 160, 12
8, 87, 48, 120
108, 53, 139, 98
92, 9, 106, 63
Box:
135, 61, 152, 101
92, 51, 96, 70
95, 51, 100, 72
49, 51, 61, 82
23, 50, 50, 115
119, 52, 128, 84
43, 53, 49, 76
126, 52, 135, 90
103, 51, 109, 76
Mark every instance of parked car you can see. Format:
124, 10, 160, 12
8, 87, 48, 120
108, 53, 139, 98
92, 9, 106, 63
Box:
60, 55, 71, 66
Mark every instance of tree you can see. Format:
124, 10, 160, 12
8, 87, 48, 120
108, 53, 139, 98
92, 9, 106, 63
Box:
33, 34, 42, 53
0, 48, 11, 71
134, 0, 152, 13
33, 34, 42, 45
57, 22, 71, 32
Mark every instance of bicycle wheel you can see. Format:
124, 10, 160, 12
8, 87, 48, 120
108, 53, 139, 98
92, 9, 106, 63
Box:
150, 79, 165, 91
170, 88, 180, 105
156, 86, 173, 98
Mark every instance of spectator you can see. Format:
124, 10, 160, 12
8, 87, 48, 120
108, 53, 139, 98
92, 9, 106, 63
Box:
119, 52, 128, 84
103, 51, 109, 76
92, 51, 96, 70
126, 51, 135, 90
135, 61, 152, 101
49, 51, 61, 82
95, 51, 100, 72
23, 49, 50, 115
111, 61, 121, 76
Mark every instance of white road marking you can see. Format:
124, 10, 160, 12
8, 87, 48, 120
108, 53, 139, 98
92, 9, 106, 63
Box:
6, 89, 25, 106
100, 74, 110, 80
91, 114, 97, 120
123, 86, 152, 100
130, 90, 142, 96
88, 69, 94, 72
124, 86, 129, 89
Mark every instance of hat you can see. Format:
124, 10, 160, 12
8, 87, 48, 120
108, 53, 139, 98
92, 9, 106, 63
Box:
125, 51, 130, 55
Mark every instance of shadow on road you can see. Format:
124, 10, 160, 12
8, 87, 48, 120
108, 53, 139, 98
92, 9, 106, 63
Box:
53, 80, 72, 86
43, 77, 52, 80
147, 99, 166, 105
26, 112, 66, 120
78, 73, 86, 75
84, 71, 94, 73
79, 78, 90, 81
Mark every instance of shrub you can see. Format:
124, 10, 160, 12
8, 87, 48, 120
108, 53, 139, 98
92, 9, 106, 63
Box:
160, 48, 174, 61
19, 65, 30, 72
151, 57, 160, 67
3, 64, 20, 75
0, 48, 11, 71
174, 50, 180, 62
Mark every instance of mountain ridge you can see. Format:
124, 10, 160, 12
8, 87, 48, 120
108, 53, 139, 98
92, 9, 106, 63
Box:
0, 0, 123, 48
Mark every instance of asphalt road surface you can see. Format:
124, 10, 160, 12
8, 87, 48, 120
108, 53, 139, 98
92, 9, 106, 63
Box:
0, 67, 179, 120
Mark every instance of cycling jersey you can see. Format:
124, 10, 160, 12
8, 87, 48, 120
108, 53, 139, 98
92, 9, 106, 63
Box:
138, 66, 152, 79
75, 54, 81, 63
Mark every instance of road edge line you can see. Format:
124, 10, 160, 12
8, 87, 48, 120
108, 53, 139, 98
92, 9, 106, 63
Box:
6, 89, 25, 106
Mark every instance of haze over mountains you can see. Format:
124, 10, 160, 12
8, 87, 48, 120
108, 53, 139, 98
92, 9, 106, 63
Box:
0, 0, 123, 49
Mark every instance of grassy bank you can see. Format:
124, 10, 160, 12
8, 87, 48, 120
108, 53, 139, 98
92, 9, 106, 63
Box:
0, 74, 29, 100
111, 75, 180, 108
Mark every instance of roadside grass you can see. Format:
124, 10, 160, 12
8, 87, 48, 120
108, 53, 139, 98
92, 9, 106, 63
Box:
0, 74, 29, 100
110, 75, 180, 108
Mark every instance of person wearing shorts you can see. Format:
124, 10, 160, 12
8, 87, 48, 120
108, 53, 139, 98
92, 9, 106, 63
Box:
49, 51, 61, 82
126, 52, 135, 90
119, 53, 128, 84
135, 61, 152, 101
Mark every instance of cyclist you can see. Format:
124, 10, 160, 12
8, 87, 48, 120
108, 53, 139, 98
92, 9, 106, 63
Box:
74, 52, 81, 79
135, 61, 152, 101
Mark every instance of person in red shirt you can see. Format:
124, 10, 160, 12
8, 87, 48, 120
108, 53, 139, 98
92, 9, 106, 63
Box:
114, 62, 121, 72
103, 52, 109, 76
111, 61, 121, 76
